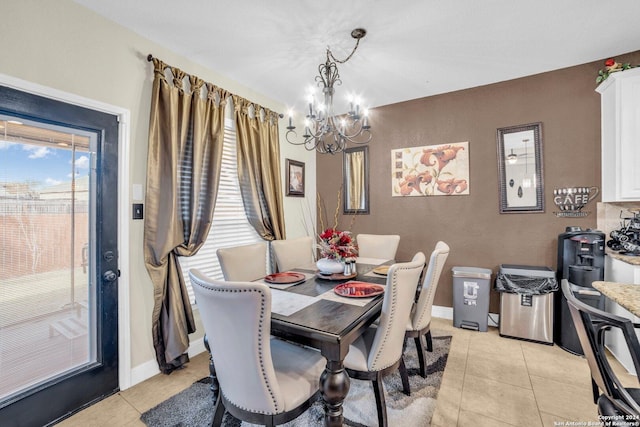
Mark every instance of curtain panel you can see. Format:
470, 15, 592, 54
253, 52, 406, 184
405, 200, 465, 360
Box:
234, 96, 286, 241
144, 58, 226, 373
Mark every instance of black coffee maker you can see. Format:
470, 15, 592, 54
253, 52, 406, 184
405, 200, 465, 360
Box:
555, 226, 605, 355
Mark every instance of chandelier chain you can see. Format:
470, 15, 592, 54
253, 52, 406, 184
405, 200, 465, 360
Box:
327, 36, 361, 64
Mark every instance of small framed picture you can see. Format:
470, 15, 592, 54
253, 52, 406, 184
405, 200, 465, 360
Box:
286, 159, 305, 197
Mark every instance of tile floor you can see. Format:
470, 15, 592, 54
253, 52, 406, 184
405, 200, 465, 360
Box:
58, 317, 635, 426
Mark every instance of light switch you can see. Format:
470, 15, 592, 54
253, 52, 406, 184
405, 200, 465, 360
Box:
132, 203, 144, 220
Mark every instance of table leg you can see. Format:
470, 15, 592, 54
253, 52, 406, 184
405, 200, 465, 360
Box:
203, 334, 219, 401
320, 360, 350, 427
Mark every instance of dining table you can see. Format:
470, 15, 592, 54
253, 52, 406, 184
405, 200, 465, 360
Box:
206, 257, 392, 427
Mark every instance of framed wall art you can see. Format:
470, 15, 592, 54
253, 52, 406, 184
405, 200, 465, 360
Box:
391, 142, 469, 197
285, 158, 305, 197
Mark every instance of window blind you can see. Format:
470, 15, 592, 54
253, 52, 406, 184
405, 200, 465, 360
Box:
178, 123, 263, 304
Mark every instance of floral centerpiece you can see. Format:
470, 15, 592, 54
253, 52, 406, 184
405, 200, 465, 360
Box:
317, 228, 358, 261
316, 228, 358, 274
305, 188, 359, 274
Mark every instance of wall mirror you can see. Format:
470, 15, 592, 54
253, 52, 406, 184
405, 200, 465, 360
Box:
343, 146, 369, 214
497, 122, 544, 213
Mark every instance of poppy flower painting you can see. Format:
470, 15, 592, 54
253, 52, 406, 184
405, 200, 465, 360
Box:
391, 141, 469, 197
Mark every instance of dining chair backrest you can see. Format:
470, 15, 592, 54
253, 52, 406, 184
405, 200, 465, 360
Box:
369, 251, 425, 371
216, 242, 267, 282
410, 241, 450, 332
188, 270, 284, 414
271, 236, 315, 272
356, 234, 401, 260
561, 279, 640, 416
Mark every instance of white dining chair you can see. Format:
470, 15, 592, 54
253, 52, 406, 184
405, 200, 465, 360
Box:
216, 241, 268, 282
189, 269, 326, 427
403, 241, 450, 380
356, 234, 401, 260
343, 252, 425, 427
271, 236, 315, 272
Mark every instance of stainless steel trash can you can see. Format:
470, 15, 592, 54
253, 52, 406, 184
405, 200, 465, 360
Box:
452, 266, 492, 332
496, 265, 558, 344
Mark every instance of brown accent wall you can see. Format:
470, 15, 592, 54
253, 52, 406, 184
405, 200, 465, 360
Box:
317, 51, 640, 313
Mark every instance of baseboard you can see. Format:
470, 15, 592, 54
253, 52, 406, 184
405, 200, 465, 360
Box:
128, 337, 207, 389
188, 337, 206, 358
432, 305, 500, 328
432, 305, 453, 320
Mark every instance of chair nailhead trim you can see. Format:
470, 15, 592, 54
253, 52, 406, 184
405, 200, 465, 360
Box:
192, 279, 281, 413
415, 258, 445, 327
372, 265, 408, 371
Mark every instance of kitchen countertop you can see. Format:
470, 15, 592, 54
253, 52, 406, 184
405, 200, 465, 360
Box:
593, 281, 640, 317
606, 250, 640, 266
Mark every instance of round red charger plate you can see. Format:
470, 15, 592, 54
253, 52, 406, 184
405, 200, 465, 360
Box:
264, 272, 306, 284
372, 265, 390, 276
334, 281, 385, 298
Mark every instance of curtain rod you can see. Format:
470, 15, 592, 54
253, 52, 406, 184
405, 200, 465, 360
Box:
146, 54, 284, 118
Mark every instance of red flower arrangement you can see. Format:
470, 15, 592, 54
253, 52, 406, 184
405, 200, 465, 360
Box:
596, 57, 636, 84
317, 228, 358, 261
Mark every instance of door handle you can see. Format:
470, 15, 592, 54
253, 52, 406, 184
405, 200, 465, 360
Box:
103, 270, 119, 282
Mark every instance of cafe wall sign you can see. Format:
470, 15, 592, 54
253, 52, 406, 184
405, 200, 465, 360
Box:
552, 186, 599, 217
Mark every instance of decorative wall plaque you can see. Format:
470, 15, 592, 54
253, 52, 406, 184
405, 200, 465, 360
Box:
552, 187, 599, 217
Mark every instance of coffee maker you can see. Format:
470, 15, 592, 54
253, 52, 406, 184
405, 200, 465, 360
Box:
555, 226, 605, 355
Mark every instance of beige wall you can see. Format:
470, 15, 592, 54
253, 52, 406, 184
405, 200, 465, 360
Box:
317, 50, 640, 313
1, 0, 314, 380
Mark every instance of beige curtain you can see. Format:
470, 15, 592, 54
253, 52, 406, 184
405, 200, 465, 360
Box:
233, 96, 286, 241
144, 58, 226, 373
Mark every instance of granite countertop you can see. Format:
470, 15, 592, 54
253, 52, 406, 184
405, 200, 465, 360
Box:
606, 250, 640, 266
593, 281, 640, 317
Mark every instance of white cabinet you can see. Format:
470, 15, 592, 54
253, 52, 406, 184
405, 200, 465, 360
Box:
603, 256, 640, 374
596, 67, 640, 202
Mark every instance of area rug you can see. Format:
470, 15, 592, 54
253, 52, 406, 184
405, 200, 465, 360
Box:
141, 335, 451, 427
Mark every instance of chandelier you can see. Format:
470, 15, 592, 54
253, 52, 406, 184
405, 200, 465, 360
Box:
286, 28, 372, 154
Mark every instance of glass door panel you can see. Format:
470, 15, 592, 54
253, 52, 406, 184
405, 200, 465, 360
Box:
0, 118, 97, 401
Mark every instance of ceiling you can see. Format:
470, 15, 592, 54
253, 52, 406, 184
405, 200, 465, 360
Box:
75, 0, 640, 114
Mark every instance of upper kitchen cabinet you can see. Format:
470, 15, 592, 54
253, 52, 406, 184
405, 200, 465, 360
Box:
596, 67, 640, 202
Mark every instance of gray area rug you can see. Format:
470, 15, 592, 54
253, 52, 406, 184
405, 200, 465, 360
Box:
141, 335, 451, 427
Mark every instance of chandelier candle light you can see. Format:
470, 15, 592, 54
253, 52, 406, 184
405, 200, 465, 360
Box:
286, 28, 372, 155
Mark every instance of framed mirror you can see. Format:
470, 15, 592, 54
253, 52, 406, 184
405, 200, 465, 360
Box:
497, 122, 544, 213
343, 146, 369, 214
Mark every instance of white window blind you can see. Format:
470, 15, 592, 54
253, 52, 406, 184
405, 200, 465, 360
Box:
179, 122, 263, 304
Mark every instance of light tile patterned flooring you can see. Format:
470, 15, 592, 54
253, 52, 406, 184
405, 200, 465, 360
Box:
59, 317, 636, 426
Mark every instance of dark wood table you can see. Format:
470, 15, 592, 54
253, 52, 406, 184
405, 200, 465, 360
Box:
205, 260, 390, 427
271, 261, 389, 427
